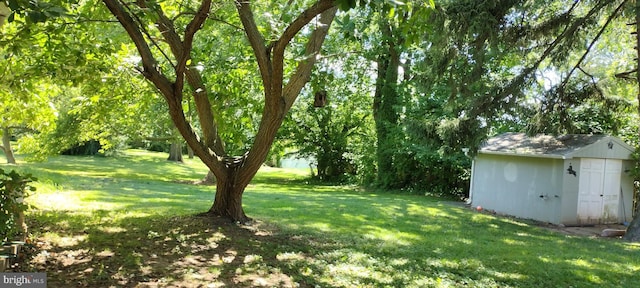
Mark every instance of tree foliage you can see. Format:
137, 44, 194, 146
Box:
283, 61, 374, 182
418, 0, 629, 140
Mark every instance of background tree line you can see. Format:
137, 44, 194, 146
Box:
285, 0, 638, 199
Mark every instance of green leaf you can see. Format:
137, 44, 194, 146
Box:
337, 0, 357, 11
387, 0, 405, 5
7, 0, 19, 11
27, 11, 45, 23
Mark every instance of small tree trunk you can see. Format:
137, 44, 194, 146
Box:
167, 141, 183, 162
187, 145, 194, 159
309, 163, 316, 177
200, 170, 216, 185
1, 127, 16, 164
16, 211, 27, 241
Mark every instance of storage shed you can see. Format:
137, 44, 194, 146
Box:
469, 133, 635, 225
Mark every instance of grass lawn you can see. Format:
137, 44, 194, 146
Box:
2, 149, 640, 287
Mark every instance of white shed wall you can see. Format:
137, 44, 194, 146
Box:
560, 159, 580, 224
471, 154, 563, 224
620, 160, 635, 223
472, 156, 635, 225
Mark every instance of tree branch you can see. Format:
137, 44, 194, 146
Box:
60, 19, 120, 26
273, 0, 336, 101
578, 65, 605, 98
144, 136, 176, 141
273, 0, 336, 58
123, 1, 174, 69
615, 70, 636, 80
474, 0, 612, 117
208, 15, 243, 31
283, 6, 338, 110
238, 1, 337, 185
235, 0, 271, 89
559, 0, 628, 90
153, 1, 226, 156
103, 0, 226, 176
174, 0, 211, 99
102, 0, 173, 96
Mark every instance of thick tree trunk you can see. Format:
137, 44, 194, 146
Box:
207, 164, 250, 223
624, 211, 640, 241
167, 141, 183, 162
625, 0, 640, 242
373, 18, 401, 188
1, 127, 16, 164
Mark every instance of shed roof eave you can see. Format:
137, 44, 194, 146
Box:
478, 150, 569, 159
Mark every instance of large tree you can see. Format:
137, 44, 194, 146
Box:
624, 0, 640, 242
340, 2, 434, 188
102, 0, 339, 222
358, 0, 634, 195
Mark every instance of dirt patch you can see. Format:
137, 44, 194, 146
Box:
447, 202, 630, 239
540, 223, 628, 238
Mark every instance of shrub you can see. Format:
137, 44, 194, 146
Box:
0, 169, 36, 241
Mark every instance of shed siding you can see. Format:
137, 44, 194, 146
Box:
471, 154, 563, 223
560, 159, 580, 224
621, 160, 635, 223
569, 138, 633, 160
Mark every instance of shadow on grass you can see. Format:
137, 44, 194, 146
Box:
26, 212, 322, 287
23, 205, 640, 288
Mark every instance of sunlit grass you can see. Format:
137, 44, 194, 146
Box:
6, 149, 213, 214
2, 149, 640, 287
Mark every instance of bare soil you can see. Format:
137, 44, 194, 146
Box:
540, 223, 628, 238
452, 202, 630, 239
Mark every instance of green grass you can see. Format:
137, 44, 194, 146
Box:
2, 149, 640, 287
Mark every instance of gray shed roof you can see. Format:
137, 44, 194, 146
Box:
479, 133, 634, 159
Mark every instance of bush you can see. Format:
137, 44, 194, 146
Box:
0, 169, 36, 241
